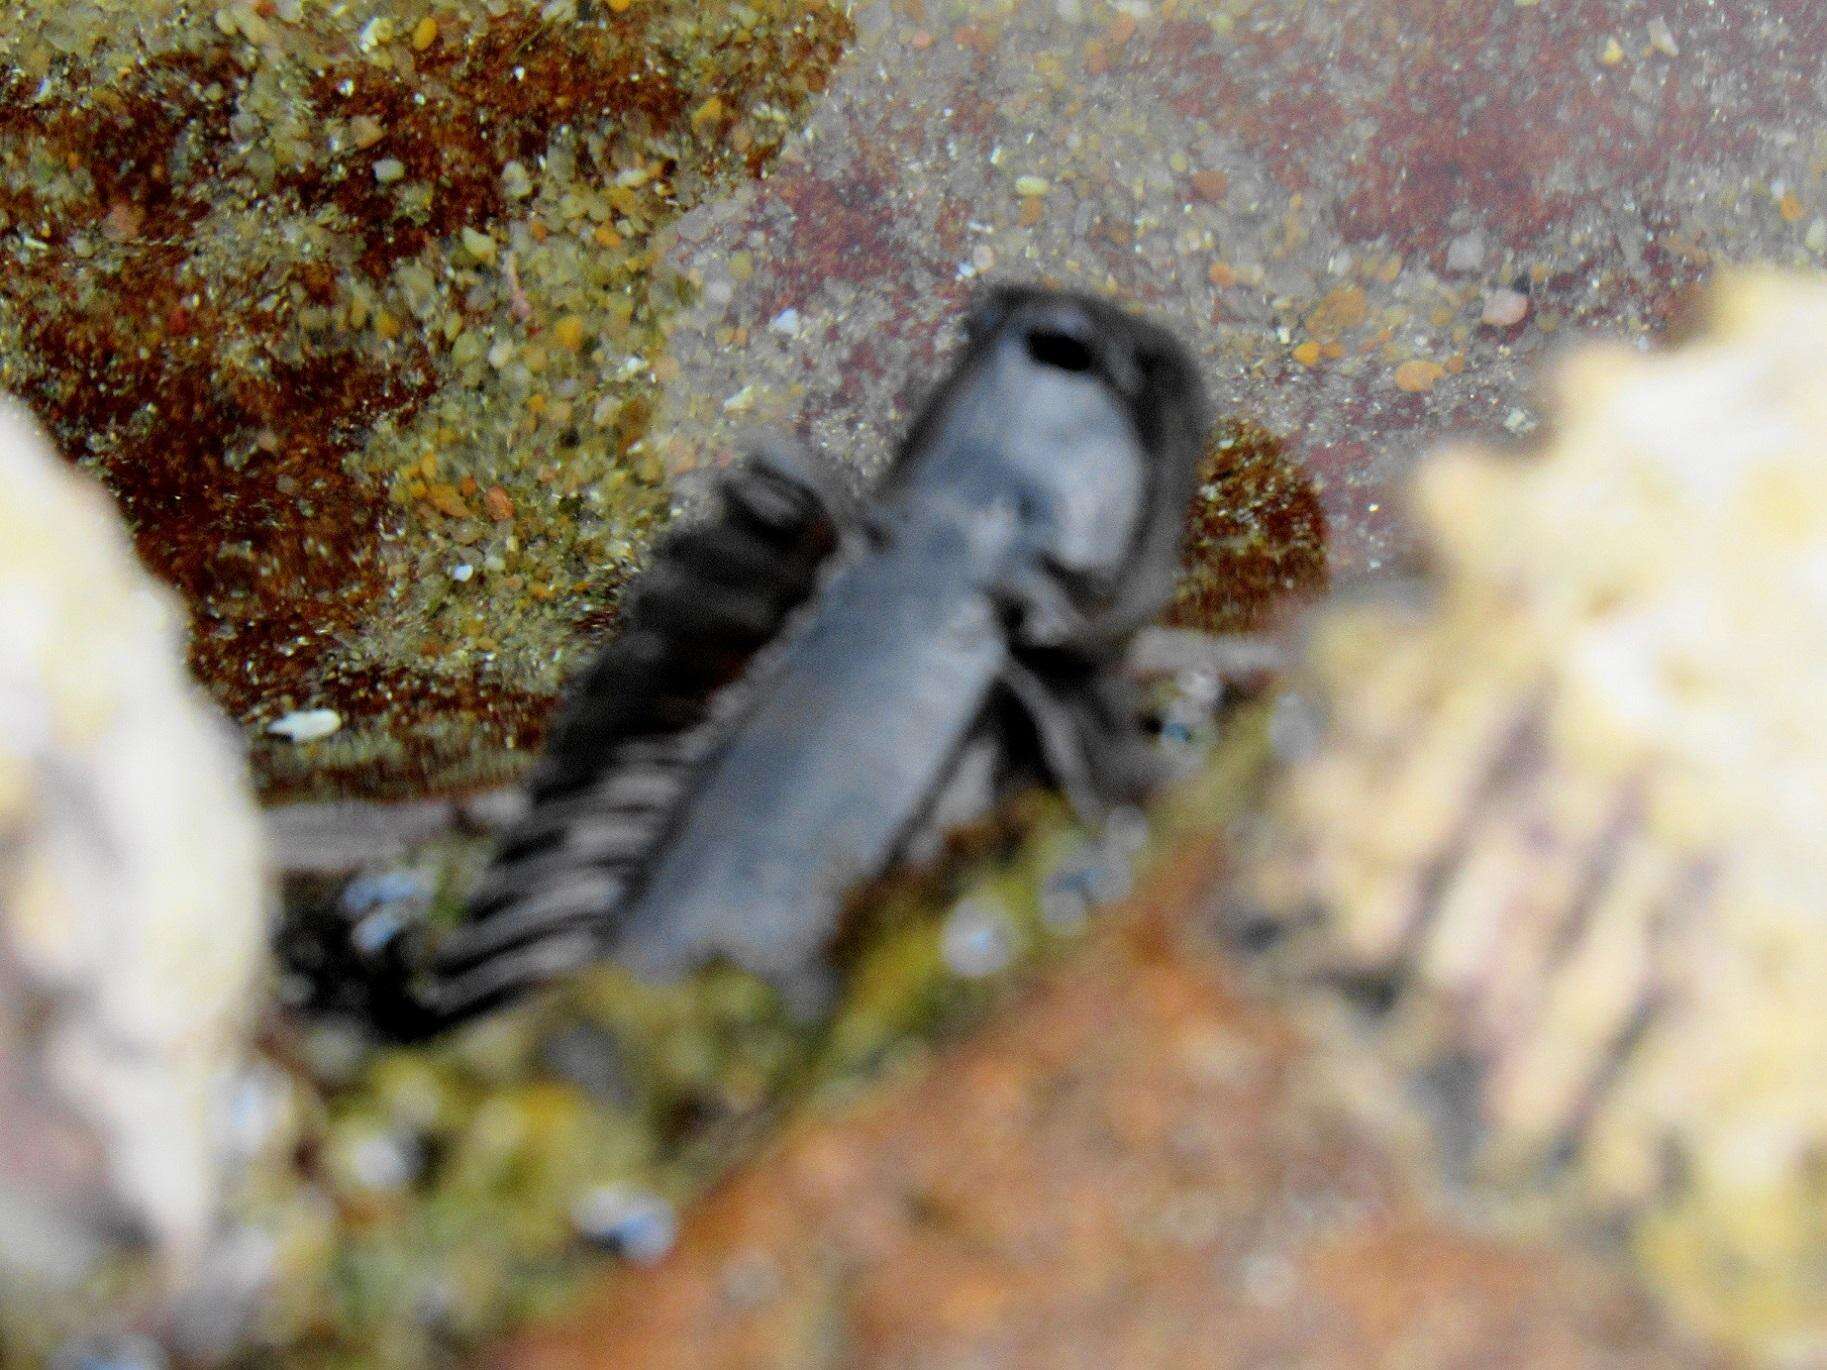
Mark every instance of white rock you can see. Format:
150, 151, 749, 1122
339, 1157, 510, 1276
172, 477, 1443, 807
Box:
0, 399, 266, 1303
940, 896, 1017, 978
1445, 231, 1486, 273
1481, 287, 1530, 327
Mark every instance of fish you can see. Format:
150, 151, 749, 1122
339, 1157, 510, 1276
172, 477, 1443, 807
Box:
362, 283, 1212, 1037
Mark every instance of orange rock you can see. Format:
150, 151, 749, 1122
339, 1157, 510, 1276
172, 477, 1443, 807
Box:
1305, 284, 1368, 340
1189, 169, 1228, 203
425, 482, 473, 519
1394, 359, 1445, 393
553, 316, 587, 351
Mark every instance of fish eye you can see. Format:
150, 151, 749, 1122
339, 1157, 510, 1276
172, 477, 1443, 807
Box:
1024, 326, 1097, 374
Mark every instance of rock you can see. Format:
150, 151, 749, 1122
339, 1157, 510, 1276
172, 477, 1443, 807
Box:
1481, 286, 1530, 327
938, 897, 1018, 979
0, 400, 266, 1343
1237, 272, 1827, 1359
1445, 231, 1486, 273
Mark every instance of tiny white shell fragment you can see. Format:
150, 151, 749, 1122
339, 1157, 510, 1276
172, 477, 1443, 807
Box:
266, 709, 342, 743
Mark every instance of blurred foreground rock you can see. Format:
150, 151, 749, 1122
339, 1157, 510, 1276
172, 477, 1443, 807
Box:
1242, 272, 1827, 1360
0, 400, 266, 1348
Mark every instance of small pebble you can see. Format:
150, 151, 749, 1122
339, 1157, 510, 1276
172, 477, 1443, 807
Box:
767, 307, 800, 336
329, 1123, 421, 1192
940, 896, 1017, 978
1015, 174, 1051, 197
1481, 287, 1530, 327
349, 907, 413, 963
411, 16, 439, 50
1600, 36, 1625, 66
483, 485, 515, 521
356, 15, 395, 50
339, 869, 431, 924
267, 708, 342, 742
1394, 359, 1445, 393
1444, 231, 1485, 273
450, 563, 474, 582
349, 114, 385, 150
553, 315, 587, 351
461, 226, 497, 264
372, 157, 406, 184
1647, 17, 1679, 57
1188, 169, 1228, 203
101, 201, 144, 243
426, 483, 474, 518
571, 1187, 678, 1264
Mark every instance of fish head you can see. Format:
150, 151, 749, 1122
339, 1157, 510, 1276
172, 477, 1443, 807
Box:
889, 284, 1212, 625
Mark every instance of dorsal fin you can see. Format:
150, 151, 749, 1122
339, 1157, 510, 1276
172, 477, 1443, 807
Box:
409, 444, 854, 1029
529, 443, 850, 804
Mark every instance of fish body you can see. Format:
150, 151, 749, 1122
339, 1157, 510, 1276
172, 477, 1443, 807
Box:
377, 284, 1211, 1034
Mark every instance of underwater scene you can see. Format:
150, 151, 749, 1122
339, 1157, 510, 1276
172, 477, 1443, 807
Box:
3, 0, 1827, 1365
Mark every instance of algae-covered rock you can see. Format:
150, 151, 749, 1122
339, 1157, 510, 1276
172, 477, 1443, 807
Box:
1241, 271, 1827, 1360
0, 399, 266, 1343
0, 0, 853, 803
